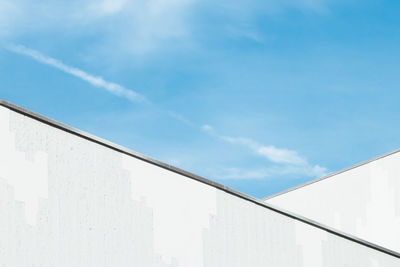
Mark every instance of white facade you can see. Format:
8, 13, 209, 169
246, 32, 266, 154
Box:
265, 149, 400, 254
0, 100, 399, 266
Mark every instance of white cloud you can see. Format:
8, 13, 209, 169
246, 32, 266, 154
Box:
88, 0, 128, 16
221, 136, 307, 165
257, 146, 306, 165
0, 0, 332, 55
1, 0, 333, 181
202, 125, 328, 180
6, 44, 146, 103
201, 124, 214, 133
0, 0, 196, 55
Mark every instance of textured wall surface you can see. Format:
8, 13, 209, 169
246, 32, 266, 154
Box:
0, 104, 399, 266
266, 150, 400, 253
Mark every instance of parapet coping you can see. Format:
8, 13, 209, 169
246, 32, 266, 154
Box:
1, 99, 399, 259
263, 146, 400, 201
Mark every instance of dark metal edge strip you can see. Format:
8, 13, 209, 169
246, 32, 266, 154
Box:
1, 99, 399, 259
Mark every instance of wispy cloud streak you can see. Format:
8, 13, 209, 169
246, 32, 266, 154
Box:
221, 136, 307, 165
6, 44, 146, 103
4, 43, 328, 181
202, 124, 327, 179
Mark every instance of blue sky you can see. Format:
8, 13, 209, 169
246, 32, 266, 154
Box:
1, 0, 400, 198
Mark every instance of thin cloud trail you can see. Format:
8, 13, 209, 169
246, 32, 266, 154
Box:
202, 124, 327, 179
220, 136, 307, 165
5, 44, 194, 124
5, 43, 327, 180
5, 44, 146, 103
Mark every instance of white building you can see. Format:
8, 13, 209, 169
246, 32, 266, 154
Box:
0, 99, 399, 266
264, 147, 400, 254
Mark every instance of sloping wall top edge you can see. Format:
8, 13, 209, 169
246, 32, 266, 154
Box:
1, 99, 399, 259
263, 147, 400, 201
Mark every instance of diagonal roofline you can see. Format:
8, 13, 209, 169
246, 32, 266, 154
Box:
263, 146, 400, 201
1, 98, 400, 259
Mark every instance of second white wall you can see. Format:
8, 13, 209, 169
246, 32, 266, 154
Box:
266, 153, 400, 253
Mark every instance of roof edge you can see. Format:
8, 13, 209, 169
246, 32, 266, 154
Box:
263, 147, 400, 201
1, 98, 400, 259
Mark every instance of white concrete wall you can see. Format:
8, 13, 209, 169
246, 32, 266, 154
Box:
0, 104, 399, 266
266, 151, 400, 253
